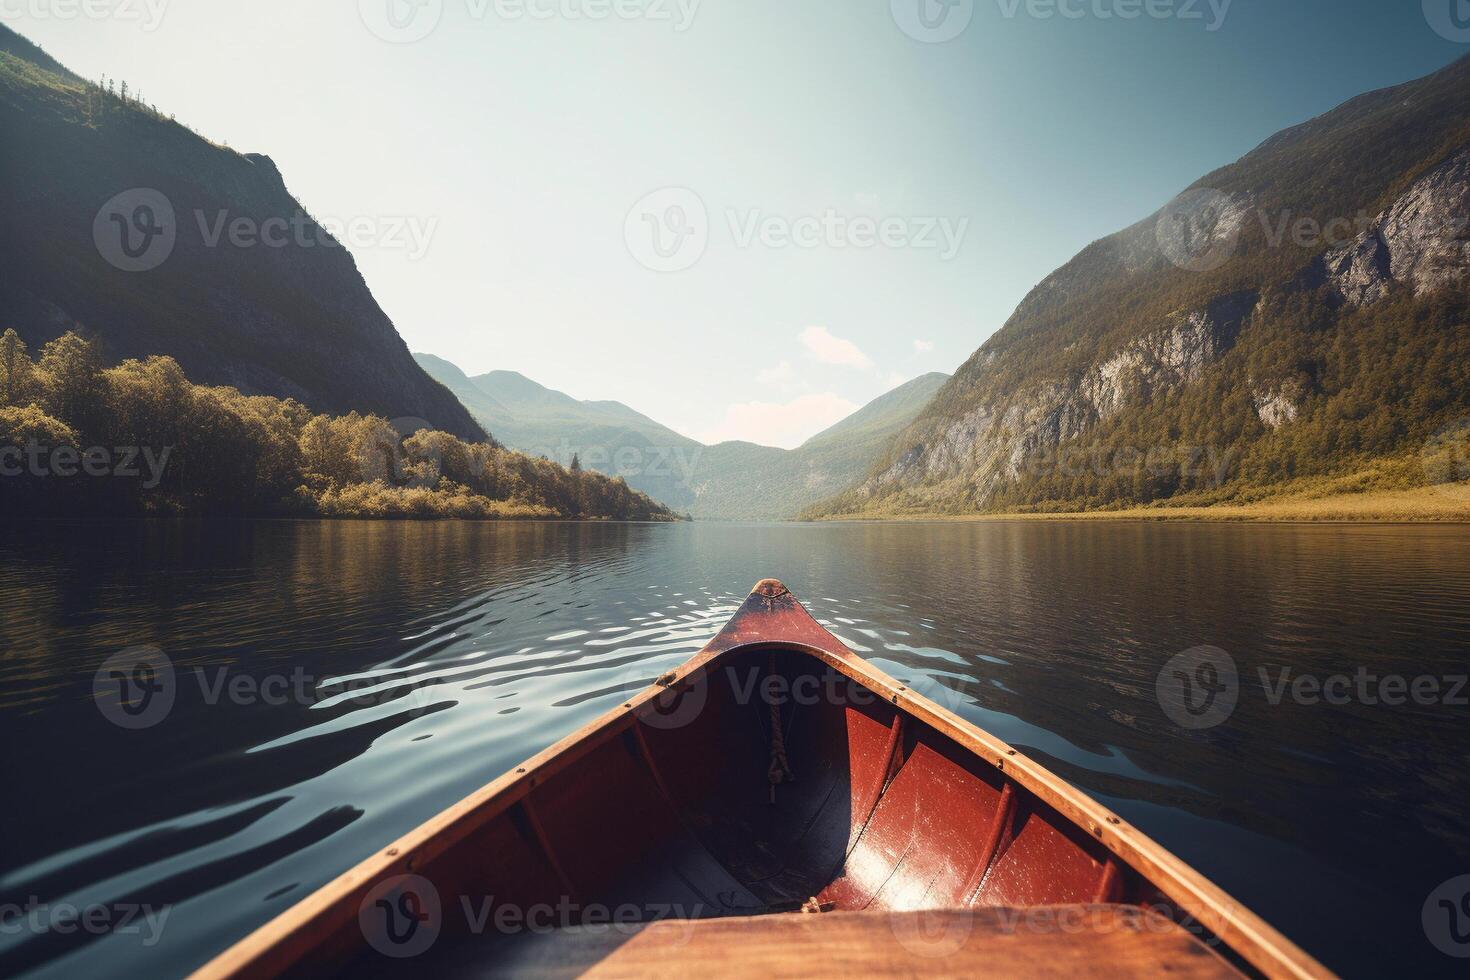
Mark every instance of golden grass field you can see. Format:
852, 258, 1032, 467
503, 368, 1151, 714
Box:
814, 486, 1470, 524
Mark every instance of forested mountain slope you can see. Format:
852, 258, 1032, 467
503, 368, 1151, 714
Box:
416, 354, 948, 519
809, 55, 1470, 517
0, 25, 483, 440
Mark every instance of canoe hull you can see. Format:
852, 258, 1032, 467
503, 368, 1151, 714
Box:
193, 580, 1331, 980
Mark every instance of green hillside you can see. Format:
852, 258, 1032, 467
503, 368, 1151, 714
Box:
0, 25, 483, 440
690, 373, 952, 520
415, 354, 948, 519
808, 55, 1470, 519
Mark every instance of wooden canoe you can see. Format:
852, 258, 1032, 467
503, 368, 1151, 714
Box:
194, 580, 1333, 979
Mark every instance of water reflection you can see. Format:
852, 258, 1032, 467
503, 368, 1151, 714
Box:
1, 520, 1467, 978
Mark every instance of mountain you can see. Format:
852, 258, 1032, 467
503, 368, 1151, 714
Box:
414, 353, 948, 519
0, 25, 483, 440
688, 373, 952, 520
808, 55, 1470, 518
415, 353, 704, 509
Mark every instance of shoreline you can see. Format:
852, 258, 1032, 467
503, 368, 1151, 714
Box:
805, 487, 1470, 525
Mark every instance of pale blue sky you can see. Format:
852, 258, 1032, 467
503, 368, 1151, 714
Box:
6, 1, 1467, 447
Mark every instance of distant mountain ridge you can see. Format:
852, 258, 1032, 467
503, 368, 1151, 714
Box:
414, 353, 948, 519
809, 54, 1470, 518
0, 25, 483, 440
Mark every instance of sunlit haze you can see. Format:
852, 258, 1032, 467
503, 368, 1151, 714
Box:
5, 0, 1461, 446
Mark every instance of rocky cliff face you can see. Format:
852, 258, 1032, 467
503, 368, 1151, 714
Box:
869, 292, 1256, 507
1321, 145, 1470, 308
813, 55, 1470, 517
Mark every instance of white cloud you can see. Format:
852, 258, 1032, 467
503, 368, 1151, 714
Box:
913, 339, 935, 354
756, 360, 796, 386
697, 392, 861, 450
801, 325, 873, 370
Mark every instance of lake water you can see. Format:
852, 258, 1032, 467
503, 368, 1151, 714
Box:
1, 520, 1467, 978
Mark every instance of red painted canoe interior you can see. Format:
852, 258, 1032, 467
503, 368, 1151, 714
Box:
337, 647, 1159, 975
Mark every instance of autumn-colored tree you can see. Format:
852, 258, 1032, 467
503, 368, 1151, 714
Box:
38, 332, 107, 440
0, 329, 38, 407
0, 331, 675, 520
0, 404, 76, 447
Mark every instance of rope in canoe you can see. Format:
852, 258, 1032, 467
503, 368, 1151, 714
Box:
768, 652, 795, 803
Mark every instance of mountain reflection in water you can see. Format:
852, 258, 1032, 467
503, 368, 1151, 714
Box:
1, 520, 1466, 978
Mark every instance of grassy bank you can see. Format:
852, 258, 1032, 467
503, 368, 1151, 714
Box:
810, 486, 1470, 524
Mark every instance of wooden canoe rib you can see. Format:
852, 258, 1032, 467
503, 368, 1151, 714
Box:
193, 580, 1334, 980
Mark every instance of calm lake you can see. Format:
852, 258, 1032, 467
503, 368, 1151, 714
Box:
1, 520, 1467, 978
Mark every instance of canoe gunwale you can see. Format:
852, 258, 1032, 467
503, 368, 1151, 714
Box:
190, 581, 1334, 980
